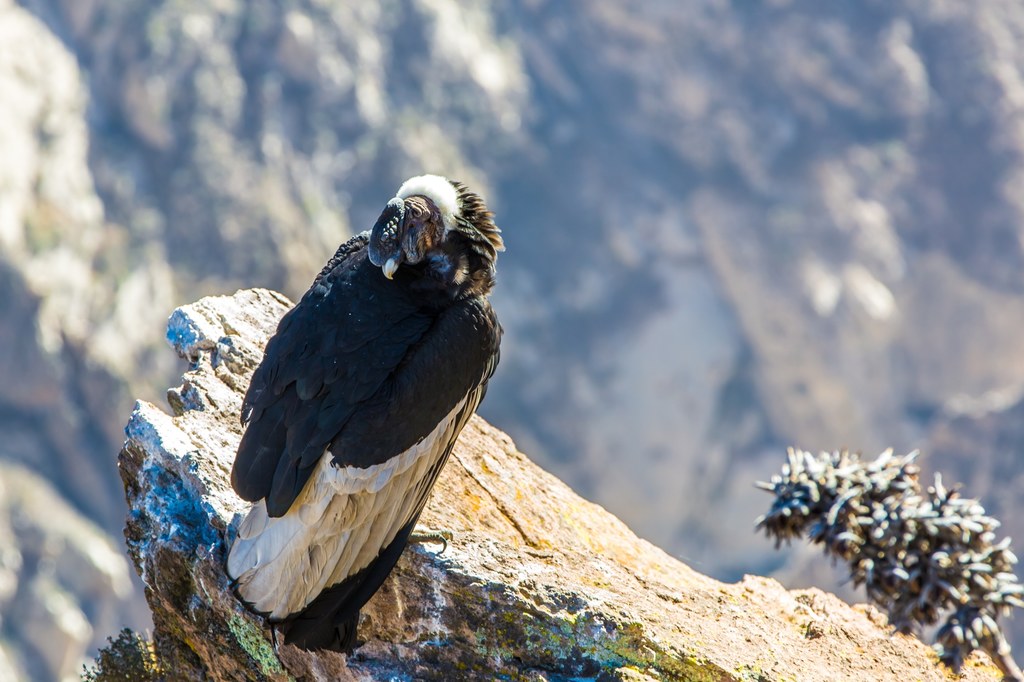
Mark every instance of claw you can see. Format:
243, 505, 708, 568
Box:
409, 528, 454, 553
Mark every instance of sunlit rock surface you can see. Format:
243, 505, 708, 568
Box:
116, 289, 1001, 681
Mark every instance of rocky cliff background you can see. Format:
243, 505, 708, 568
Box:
3, 0, 1024, 679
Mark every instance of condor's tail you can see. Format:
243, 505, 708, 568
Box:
226, 421, 458, 652
227, 391, 485, 652
275, 516, 419, 651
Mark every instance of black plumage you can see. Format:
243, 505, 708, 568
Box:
226, 175, 503, 652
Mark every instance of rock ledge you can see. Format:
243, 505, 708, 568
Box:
117, 288, 1000, 681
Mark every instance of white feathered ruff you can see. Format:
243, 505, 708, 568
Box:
396, 174, 460, 233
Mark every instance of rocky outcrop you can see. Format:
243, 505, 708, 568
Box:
114, 288, 1003, 681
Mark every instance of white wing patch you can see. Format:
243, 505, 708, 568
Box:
226, 393, 478, 619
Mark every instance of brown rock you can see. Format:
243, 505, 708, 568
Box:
117, 288, 1002, 681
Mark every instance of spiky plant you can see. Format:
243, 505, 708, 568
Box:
82, 628, 161, 681
756, 448, 1024, 681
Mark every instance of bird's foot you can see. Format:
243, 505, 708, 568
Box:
270, 623, 281, 654
409, 528, 453, 553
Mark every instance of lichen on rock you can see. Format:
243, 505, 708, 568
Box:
114, 288, 1004, 681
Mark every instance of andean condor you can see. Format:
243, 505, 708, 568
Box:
226, 175, 503, 652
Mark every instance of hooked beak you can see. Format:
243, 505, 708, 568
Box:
368, 197, 406, 280
382, 256, 400, 279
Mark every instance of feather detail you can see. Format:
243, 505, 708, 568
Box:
396, 174, 459, 233
226, 177, 503, 652
226, 395, 473, 619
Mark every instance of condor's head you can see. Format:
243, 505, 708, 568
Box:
368, 175, 503, 297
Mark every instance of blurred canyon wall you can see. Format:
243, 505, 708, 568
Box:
4, 0, 1024, 678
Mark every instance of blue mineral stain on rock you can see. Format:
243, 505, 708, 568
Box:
181, 453, 201, 474
166, 307, 208, 360
125, 402, 162, 447
124, 404, 221, 555
147, 460, 219, 552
